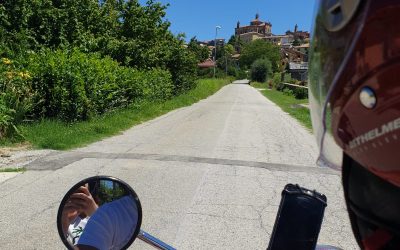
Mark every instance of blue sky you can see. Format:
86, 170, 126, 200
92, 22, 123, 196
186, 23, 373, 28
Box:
140, 0, 316, 42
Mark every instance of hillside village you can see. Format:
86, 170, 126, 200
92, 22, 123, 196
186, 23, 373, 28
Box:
197, 14, 310, 83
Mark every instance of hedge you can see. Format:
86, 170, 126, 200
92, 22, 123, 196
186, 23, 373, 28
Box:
0, 49, 174, 138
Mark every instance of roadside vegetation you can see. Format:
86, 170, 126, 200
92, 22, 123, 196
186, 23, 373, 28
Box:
251, 72, 312, 130
258, 88, 311, 130
0, 0, 310, 150
0, 0, 207, 146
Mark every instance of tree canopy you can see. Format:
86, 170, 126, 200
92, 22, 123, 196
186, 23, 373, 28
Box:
187, 37, 210, 63
239, 39, 280, 72
0, 0, 197, 94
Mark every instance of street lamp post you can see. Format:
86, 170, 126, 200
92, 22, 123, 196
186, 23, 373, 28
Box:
214, 25, 221, 78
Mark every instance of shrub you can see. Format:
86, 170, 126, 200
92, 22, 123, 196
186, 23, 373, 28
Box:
0, 56, 35, 138
197, 67, 226, 79
227, 66, 238, 77
282, 88, 294, 96
0, 95, 14, 138
272, 72, 281, 89
250, 58, 272, 82
164, 39, 198, 94
236, 70, 248, 80
276, 81, 308, 100
197, 68, 214, 78
292, 87, 308, 99
290, 78, 300, 85
283, 73, 292, 82
27, 49, 173, 122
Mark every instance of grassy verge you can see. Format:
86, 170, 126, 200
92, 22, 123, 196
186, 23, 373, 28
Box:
0, 167, 26, 173
250, 82, 268, 89
9, 78, 229, 150
256, 88, 312, 130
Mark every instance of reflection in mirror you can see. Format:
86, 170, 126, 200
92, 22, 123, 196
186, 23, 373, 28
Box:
57, 176, 142, 250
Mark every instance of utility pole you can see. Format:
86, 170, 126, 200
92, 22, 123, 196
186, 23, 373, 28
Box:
214, 25, 221, 78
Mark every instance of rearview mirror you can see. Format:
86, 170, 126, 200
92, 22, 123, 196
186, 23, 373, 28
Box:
57, 176, 142, 250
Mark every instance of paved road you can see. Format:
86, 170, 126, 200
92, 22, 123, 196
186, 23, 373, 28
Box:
0, 82, 358, 249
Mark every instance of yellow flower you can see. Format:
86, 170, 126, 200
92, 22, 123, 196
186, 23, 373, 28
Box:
5, 71, 13, 79
22, 71, 31, 79
2, 58, 12, 65
16, 71, 31, 80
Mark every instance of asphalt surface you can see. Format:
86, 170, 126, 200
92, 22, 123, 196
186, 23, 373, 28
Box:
0, 82, 358, 249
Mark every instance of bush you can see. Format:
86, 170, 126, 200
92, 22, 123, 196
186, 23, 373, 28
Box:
197, 68, 213, 78
272, 72, 281, 89
197, 67, 226, 79
283, 73, 292, 82
27, 49, 173, 122
236, 70, 248, 80
0, 1, 197, 97
250, 58, 272, 82
0, 95, 15, 138
276, 82, 285, 91
164, 39, 198, 94
282, 88, 294, 96
0, 56, 35, 138
276, 81, 308, 100
227, 66, 238, 77
292, 87, 308, 99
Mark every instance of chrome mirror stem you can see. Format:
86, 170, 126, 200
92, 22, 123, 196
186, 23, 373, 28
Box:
138, 230, 176, 250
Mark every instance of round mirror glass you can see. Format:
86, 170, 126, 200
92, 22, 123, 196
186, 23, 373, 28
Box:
57, 176, 142, 250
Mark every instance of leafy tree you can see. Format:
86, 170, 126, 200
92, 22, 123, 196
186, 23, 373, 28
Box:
224, 44, 235, 55
216, 44, 236, 75
239, 39, 280, 72
187, 36, 209, 63
163, 33, 197, 94
250, 58, 272, 82
227, 35, 243, 53
228, 35, 236, 46
0, 0, 198, 94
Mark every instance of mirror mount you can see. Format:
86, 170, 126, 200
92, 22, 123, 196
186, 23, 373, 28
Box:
138, 230, 176, 250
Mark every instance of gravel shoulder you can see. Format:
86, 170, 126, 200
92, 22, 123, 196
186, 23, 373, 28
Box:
0, 144, 55, 170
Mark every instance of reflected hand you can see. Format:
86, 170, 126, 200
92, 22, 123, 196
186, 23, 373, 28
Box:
69, 185, 98, 217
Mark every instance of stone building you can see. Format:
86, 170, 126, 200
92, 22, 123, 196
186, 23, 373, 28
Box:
263, 35, 294, 47
235, 14, 272, 43
286, 24, 310, 42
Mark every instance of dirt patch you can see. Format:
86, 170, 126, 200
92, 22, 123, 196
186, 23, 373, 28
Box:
0, 143, 56, 169
0, 143, 31, 156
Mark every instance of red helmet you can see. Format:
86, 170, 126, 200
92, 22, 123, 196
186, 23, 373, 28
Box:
309, 0, 400, 248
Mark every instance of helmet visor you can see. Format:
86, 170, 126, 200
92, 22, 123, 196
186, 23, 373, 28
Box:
309, 0, 367, 169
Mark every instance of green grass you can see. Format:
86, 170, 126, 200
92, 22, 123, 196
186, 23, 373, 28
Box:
0, 167, 26, 173
250, 82, 268, 89
256, 88, 312, 130
14, 78, 229, 150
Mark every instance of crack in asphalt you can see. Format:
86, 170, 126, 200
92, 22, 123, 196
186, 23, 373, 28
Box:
24, 151, 339, 175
